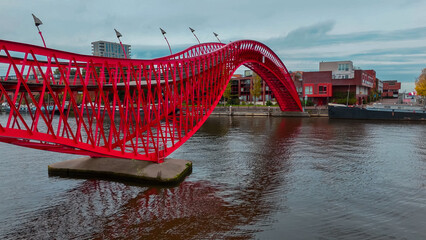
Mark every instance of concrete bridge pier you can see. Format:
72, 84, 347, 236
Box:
48, 157, 192, 185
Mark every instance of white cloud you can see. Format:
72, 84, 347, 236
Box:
0, 0, 425, 82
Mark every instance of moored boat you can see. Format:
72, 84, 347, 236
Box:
328, 103, 426, 121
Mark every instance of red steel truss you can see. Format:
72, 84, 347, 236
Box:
0, 39, 302, 162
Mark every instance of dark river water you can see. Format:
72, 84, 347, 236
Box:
0, 115, 425, 239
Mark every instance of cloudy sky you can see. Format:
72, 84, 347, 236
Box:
1, 0, 425, 91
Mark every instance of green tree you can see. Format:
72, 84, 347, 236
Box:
223, 81, 232, 106
369, 89, 379, 102
53, 68, 76, 76
250, 73, 262, 105
293, 72, 302, 82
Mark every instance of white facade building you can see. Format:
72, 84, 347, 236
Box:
319, 60, 355, 79
91, 41, 131, 59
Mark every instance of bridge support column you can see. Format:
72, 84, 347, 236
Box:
48, 157, 192, 185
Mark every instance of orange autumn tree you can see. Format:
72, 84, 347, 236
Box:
415, 68, 426, 96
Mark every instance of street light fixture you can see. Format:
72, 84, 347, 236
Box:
189, 27, 200, 44
213, 32, 221, 43
32, 14, 47, 48
114, 28, 128, 59
160, 28, 172, 55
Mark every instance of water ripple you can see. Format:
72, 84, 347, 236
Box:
0, 116, 425, 239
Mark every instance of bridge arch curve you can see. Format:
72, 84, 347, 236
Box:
0, 39, 301, 162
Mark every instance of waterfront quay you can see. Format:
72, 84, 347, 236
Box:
212, 105, 327, 117
0, 114, 425, 239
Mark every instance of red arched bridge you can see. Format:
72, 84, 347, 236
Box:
0, 39, 302, 162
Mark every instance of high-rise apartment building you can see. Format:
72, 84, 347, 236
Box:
91, 41, 131, 58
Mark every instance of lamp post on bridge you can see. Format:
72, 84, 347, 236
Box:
114, 28, 128, 59
189, 27, 200, 44
213, 32, 221, 43
160, 28, 172, 55
32, 14, 47, 48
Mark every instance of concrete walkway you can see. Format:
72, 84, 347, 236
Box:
212, 106, 310, 117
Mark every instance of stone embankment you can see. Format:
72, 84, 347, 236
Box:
211, 106, 321, 117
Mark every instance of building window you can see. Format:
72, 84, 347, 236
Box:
319, 85, 327, 94
305, 86, 313, 95
338, 63, 349, 71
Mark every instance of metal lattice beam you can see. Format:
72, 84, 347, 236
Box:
0, 39, 302, 163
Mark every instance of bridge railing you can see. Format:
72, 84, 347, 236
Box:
0, 39, 301, 162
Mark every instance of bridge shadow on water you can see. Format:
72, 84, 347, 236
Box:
3, 116, 304, 239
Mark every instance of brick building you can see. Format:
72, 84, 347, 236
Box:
229, 70, 274, 104
382, 80, 401, 98
302, 61, 375, 105
290, 71, 304, 99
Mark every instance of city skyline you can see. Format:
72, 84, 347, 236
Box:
0, 0, 425, 91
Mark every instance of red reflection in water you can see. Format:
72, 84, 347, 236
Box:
4, 117, 303, 239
